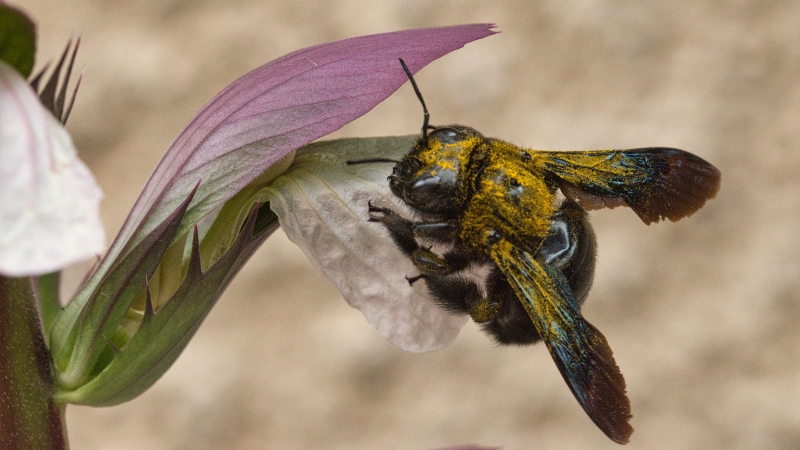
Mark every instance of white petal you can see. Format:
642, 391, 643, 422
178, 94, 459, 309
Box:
263, 136, 467, 353
0, 61, 105, 276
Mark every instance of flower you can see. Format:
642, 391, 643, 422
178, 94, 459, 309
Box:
263, 136, 469, 352
0, 59, 104, 277
49, 24, 497, 405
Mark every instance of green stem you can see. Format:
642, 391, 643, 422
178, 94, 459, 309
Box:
0, 276, 68, 450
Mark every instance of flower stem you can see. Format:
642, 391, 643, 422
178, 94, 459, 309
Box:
0, 275, 68, 449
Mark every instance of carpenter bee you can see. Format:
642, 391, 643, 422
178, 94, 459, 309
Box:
350, 60, 721, 444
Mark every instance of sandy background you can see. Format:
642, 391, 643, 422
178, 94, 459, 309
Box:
17, 1, 800, 449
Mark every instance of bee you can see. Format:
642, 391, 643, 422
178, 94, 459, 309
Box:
350, 60, 721, 444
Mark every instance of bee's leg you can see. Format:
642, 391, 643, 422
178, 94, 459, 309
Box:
368, 201, 464, 275
413, 221, 458, 241
367, 202, 419, 256
409, 247, 470, 277
480, 268, 543, 345
422, 272, 503, 323
369, 203, 502, 322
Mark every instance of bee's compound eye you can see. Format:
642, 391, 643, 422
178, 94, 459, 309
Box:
430, 127, 460, 143
406, 174, 441, 201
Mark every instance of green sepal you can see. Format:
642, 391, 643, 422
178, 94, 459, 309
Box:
54, 204, 278, 405
49, 184, 199, 391
36, 272, 61, 339
0, 4, 36, 77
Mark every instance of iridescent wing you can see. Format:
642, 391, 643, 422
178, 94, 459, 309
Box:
491, 239, 633, 444
539, 147, 720, 224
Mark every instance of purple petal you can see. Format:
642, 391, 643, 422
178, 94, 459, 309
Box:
111, 24, 497, 264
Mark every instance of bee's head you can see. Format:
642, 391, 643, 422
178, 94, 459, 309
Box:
386, 60, 485, 215
389, 125, 484, 215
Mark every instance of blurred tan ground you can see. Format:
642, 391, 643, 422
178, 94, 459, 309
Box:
19, 1, 800, 449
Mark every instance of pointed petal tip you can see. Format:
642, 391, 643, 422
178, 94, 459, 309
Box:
142, 282, 155, 324
186, 225, 203, 278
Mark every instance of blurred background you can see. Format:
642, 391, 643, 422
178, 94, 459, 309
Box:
19, 0, 800, 449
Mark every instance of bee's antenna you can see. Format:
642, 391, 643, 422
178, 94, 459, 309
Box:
399, 58, 430, 147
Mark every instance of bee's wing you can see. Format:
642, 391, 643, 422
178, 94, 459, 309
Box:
539, 148, 720, 224
492, 239, 633, 444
